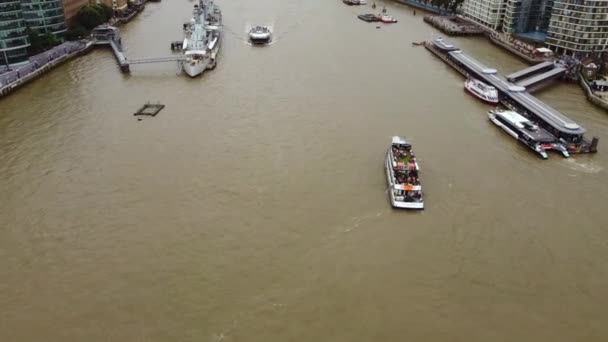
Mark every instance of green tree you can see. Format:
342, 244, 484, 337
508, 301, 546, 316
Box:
76, 4, 114, 30
66, 25, 88, 41
27, 29, 60, 54
77, 5, 105, 29
91, 3, 113, 22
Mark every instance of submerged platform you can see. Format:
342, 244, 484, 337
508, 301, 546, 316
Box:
134, 103, 165, 117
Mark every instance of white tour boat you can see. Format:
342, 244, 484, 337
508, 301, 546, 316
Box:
384, 136, 424, 209
464, 78, 499, 104
488, 109, 570, 159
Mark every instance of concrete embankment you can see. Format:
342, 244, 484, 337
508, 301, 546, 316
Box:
579, 74, 608, 111
0, 42, 94, 99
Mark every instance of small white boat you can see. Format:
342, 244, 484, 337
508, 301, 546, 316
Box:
464, 78, 499, 104
384, 136, 424, 209
249, 26, 272, 45
378, 14, 397, 23
488, 109, 570, 159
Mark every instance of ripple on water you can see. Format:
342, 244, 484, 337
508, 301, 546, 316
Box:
561, 158, 604, 174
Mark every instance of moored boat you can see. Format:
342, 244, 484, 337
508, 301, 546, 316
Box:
384, 136, 424, 209
378, 14, 398, 23
464, 78, 498, 104
181, 0, 222, 77
358, 13, 380, 22
488, 109, 570, 159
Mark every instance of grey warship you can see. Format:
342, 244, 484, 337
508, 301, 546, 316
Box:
181, 0, 222, 77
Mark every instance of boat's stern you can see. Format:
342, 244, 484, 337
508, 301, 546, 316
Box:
392, 201, 424, 210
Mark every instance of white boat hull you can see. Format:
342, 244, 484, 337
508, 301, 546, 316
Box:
464, 79, 499, 104
183, 60, 208, 77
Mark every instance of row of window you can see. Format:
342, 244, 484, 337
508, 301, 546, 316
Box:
0, 2, 21, 11
0, 36, 28, 48
26, 17, 65, 27
22, 8, 64, 19
21, 2, 63, 10
547, 40, 606, 52
0, 47, 29, 66
0, 11, 23, 21
19, 0, 63, 3
553, 5, 608, 14
547, 36, 608, 47
552, 11, 608, 20
0, 31, 26, 41
0, 20, 25, 30
548, 27, 608, 38
550, 20, 608, 30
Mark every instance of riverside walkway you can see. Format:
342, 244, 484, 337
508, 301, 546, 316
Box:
0, 41, 87, 87
0, 41, 91, 98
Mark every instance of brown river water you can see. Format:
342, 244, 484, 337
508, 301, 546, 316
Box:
1, 1, 607, 341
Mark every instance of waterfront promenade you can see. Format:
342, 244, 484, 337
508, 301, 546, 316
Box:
0, 0, 150, 96
0, 41, 90, 97
1, 41, 85, 80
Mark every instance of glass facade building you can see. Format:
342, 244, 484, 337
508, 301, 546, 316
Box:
463, 0, 508, 31
20, 0, 67, 39
546, 0, 608, 56
0, 0, 30, 64
503, 0, 553, 37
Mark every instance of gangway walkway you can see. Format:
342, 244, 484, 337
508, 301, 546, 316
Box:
128, 56, 186, 64
109, 40, 129, 71
91, 24, 186, 73
506, 61, 554, 82
517, 67, 566, 89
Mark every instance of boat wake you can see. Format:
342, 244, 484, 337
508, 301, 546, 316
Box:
562, 159, 603, 174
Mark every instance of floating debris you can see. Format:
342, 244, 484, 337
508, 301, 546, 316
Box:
134, 101, 165, 118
